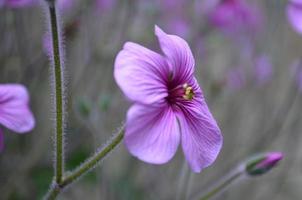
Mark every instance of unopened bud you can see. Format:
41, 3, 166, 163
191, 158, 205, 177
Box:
245, 152, 283, 176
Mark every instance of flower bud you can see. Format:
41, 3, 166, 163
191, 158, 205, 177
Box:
245, 152, 283, 176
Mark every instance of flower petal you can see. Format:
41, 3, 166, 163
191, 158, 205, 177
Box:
287, 2, 302, 35
177, 88, 222, 173
114, 42, 169, 105
0, 84, 35, 133
155, 25, 195, 84
0, 128, 4, 152
125, 104, 180, 164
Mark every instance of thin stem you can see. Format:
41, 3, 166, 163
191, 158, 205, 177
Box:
49, 3, 64, 184
62, 128, 124, 187
199, 170, 243, 200
44, 128, 124, 200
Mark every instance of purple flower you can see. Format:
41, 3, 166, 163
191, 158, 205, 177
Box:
254, 55, 273, 85
57, 0, 73, 12
209, 0, 263, 37
3, 0, 36, 8
114, 26, 222, 172
287, 0, 302, 34
245, 152, 283, 176
226, 67, 246, 90
0, 84, 35, 152
96, 0, 116, 12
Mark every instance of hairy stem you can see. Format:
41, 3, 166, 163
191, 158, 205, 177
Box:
44, 128, 124, 200
49, 3, 65, 184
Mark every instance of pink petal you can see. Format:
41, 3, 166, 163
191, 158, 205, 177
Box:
0, 129, 3, 152
125, 104, 180, 164
177, 88, 222, 172
287, 2, 302, 34
114, 42, 169, 105
0, 84, 35, 133
155, 25, 195, 84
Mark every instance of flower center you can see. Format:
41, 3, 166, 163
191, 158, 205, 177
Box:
167, 83, 195, 103
182, 83, 194, 100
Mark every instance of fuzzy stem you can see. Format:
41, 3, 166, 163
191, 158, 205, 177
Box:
199, 170, 243, 200
48, 3, 64, 184
44, 128, 124, 199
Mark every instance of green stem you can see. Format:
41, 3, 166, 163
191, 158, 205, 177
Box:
199, 170, 243, 200
44, 128, 125, 200
49, 3, 64, 184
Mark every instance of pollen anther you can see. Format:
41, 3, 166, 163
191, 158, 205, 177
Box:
182, 83, 194, 100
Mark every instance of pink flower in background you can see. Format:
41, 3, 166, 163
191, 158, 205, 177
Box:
2, 0, 73, 9
0, 84, 35, 152
209, 0, 263, 36
43, 33, 52, 57
57, 0, 73, 11
165, 17, 190, 38
96, 0, 116, 12
226, 67, 246, 90
254, 55, 273, 85
114, 26, 222, 172
3, 0, 36, 8
287, 0, 302, 34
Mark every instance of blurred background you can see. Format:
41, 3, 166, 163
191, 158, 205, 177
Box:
0, 0, 301, 199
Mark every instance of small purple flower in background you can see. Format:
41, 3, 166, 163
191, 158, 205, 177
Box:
114, 26, 222, 173
0, 84, 35, 152
43, 33, 52, 57
254, 55, 273, 85
209, 0, 263, 37
158, 0, 191, 38
165, 17, 190, 38
287, 0, 302, 35
57, 0, 74, 12
3, 0, 36, 8
96, 0, 116, 12
226, 67, 246, 90
245, 152, 283, 176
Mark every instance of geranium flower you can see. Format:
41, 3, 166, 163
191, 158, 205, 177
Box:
287, 0, 302, 34
254, 55, 273, 85
0, 84, 35, 152
3, 0, 36, 8
114, 26, 222, 172
209, 0, 263, 37
226, 67, 246, 90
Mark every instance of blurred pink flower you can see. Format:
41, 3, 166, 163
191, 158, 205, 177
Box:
96, 0, 116, 12
43, 33, 52, 57
287, 0, 302, 34
57, 0, 73, 11
0, 84, 35, 152
3, 0, 36, 8
209, 0, 263, 36
157, 0, 191, 38
114, 26, 222, 172
165, 17, 190, 38
254, 55, 273, 85
3, 0, 73, 9
226, 67, 246, 90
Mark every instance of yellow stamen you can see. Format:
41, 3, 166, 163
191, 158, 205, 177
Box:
182, 83, 194, 100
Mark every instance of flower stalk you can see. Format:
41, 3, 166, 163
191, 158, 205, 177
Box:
199, 169, 243, 200
198, 152, 283, 200
48, 2, 65, 185
44, 128, 124, 200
